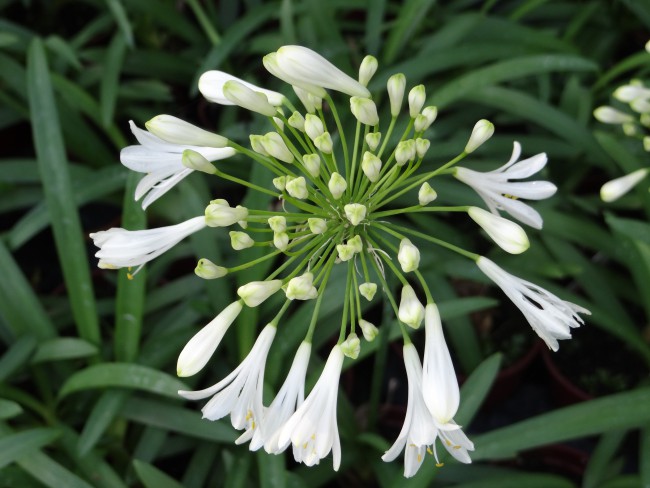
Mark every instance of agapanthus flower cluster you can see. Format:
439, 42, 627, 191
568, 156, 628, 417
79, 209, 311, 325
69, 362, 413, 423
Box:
594, 40, 650, 202
90, 45, 589, 477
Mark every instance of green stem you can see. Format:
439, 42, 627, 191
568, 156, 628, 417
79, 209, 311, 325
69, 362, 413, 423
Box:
371, 205, 470, 219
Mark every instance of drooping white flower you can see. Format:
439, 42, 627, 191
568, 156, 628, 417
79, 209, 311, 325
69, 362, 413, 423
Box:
398, 285, 425, 329
120, 121, 236, 209
600, 168, 649, 202
467, 206, 530, 254
477, 257, 590, 351
90, 216, 206, 270
176, 301, 243, 377
178, 324, 276, 445
198, 70, 285, 106
277, 345, 344, 470
454, 141, 556, 229
237, 280, 284, 307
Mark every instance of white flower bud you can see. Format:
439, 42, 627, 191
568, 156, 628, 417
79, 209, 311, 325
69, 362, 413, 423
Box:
268, 216, 287, 233
414, 114, 429, 133
182, 149, 217, 174
614, 84, 650, 103
195, 258, 228, 279
350, 97, 379, 126
365, 132, 381, 151
359, 55, 378, 86
646, 39, 650, 53
341, 332, 360, 359
237, 280, 283, 307
387, 73, 406, 116
314, 132, 333, 154
272, 175, 287, 191
468, 206, 530, 254
593, 106, 633, 125
273, 231, 289, 251
631, 98, 650, 113
421, 106, 438, 126
286, 176, 308, 199
308, 218, 327, 234
302, 153, 321, 177
395, 140, 415, 166
600, 168, 649, 202
398, 285, 425, 329
229, 231, 254, 250
348, 235, 363, 253
361, 151, 382, 182
222, 80, 277, 117
205, 199, 248, 227
336, 243, 355, 261
641, 113, 650, 127
408, 85, 426, 118
645, 136, 650, 152
398, 238, 420, 272
418, 182, 437, 205
288, 111, 305, 131
145, 115, 227, 147
285, 272, 318, 300
623, 122, 637, 136
329, 172, 347, 199
262, 132, 294, 163
273, 116, 284, 131
293, 85, 319, 113
304, 114, 325, 141
198, 70, 284, 106
415, 138, 430, 158
359, 282, 377, 301
250, 134, 268, 155
358, 319, 378, 341
465, 119, 494, 153
344, 203, 367, 226
264, 52, 327, 99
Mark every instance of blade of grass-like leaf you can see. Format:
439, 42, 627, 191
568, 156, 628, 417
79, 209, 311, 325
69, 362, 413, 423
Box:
133, 427, 167, 462
0, 336, 37, 382
0, 159, 39, 183
257, 450, 287, 488
621, 0, 650, 29
59, 363, 187, 399
0, 399, 23, 420
104, 0, 134, 47
452, 474, 574, 488
642, 424, 650, 487
473, 387, 650, 460
30, 338, 98, 363
77, 390, 128, 456
11, 448, 95, 488
126, 0, 202, 44
186, 0, 220, 45
133, 460, 185, 488
0, 427, 61, 470
594, 51, 650, 91
44, 35, 82, 71
100, 33, 127, 128
600, 476, 642, 488
182, 442, 219, 488
26, 39, 100, 345
0, 241, 56, 340
280, 0, 296, 44
364, 0, 385, 55
383, 0, 436, 65
583, 430, 627, 488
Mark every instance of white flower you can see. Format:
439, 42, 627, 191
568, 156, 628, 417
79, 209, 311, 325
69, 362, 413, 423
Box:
398, 285, 425, 329
90, 216, 206, 270
593, 106, 634, 124
120, 121, 235, 209
198, 70, 285, 106
600, 168, 649, 202
285, 273, 318, 300
387, 74, 406, 116
176, 301, 243, 377
422, 304, 459, 424
205, 199, 249, 227
467, 206, 530, 254
277, 345, 344, 470
251, 342, 311, 452
398, 238, 420, 272
477, 257, 590, 351
237, 280, 284, 307
613, 84, 650, 103
454, 141, 556, 229
178, 324, 276, 445
261, 132, 294, 164
146, 115, 227, 147
464, 119, 494, 153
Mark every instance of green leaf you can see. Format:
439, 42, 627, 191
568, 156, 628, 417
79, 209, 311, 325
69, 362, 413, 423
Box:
14, 450, 94, 488
583, 430, 627, 488
0, 428, 61, 470
383, 0, 436, 64
133, 460, 185, 488
457, 353, 502, 425
452, 474, 574, 488
31, 338, 98, 364
105, 0, 134, 47
59, 363, 188, 399
44, 35, 82, 70
100, 33, 127, 128
641, 424, 650, 488
26, 39, 100, 345
257, 450, 287, 488
0, 336, 37, 382
0, 399, 23, 419
77, 390, 128, 456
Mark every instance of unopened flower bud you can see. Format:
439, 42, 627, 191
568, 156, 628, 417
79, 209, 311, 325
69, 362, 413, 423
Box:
600, 168, 649, 202
229, 231, 254, 250
366, 132, 381, 151
341, 332, 360, 359
614, 84, 650, 103
286, 176, 308, 199
262, 132, 294, 163
304, 114, 325, 141
274, 231, 289, 251
314, 132, 333, 154
205, 199, 248, 227
348, 235, 363, 253
308, 218, 327, 234
623, 122, 637, 136
408, 85, 426, 118
285, 273, 318, 300
288, 111, 305, 131
398, 238, 420, 272
293, 86, 319, 113
594, 106, 633, 125
415, 138, 430, 158
468, 206, 529, 254
645, 136, 650, 152
250, 134, 268, 155
421, 106, 438, 126
359, 282, 377, 301
358, 319, 378, 341
387, 74, 406, 116
344, 203, 367, 226
222, 80, 277, 116
302, 153, 321, 177
395, 140, 416, 166
398, 285, 425, 329
272, 175, 287, 191
465, 119, 494, 153
418, 182, 437, 205
182, 149, 217, 174
361, 151, 382, 182
268, 216, 287, 233
350, 97, 379, 126
237, 280, 283, 307
337, 243, 355, 261
195, 258, 228, 279
146, 115, 227, 147
329, 172, 347, 200
359, 55, 378, 87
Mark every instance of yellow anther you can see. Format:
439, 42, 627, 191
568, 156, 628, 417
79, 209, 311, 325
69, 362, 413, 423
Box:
503, 194, 518, 200
127, 273, 134, 280
303, 443, 308, 449
426, 447, 433, 455
417, 454, 422, 462
436, 462, 444, 468
445, 440, 452, 446
311, 434, 316, 440
453, 445, 461, 450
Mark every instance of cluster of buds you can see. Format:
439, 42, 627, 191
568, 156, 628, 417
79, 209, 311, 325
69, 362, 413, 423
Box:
90, 45, 589, 477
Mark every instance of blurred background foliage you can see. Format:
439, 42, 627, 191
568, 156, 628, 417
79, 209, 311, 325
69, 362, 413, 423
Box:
1, 0, 650, 486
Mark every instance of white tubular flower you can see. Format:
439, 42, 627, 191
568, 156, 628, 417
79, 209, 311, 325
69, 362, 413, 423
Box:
274, 231, 289, 251
329, 173, 347, 200
464, 119, 494, 153
277, 345, 344, 470
467, 207, 530, 254
359, 55, 378, 86
358, 319, 378, 341
230, 231, 255, 250
268, 216, 287, 233
362, 151, 382, 182
308, 218, 327, 234
593, 106, 634, 124
314, 132, 333, 154
366, 132, 381, 151
178, 324, 276, 445
304, 114, 325, 141
121, 121, 235, 209
422, 304, 459, 424
477, 257, 590, 351
398, 238, 421, 272
344, 203, 366, 226
90, 216, 206, 270
205, 199, 248, 227
408, 85, 426, 118
222, 80, 277, 117
415, 138, 430, 158
600, 168, 649, 202
395, 140, 416, 166
261, 132, 294, 164
387, 74, 406, 116
454, 141, 557, 229
418, 182, 437, 206
195, 258, 228, 279
398, 285, 425, 329
285, 273, 318, 300
176, 301, 243, 377
286, 176, 309, 199
273, 45, 371, 98
146, 115, 227, 147
198, 70, 284, 106
341, 332, 360, 359
302, 154, 321, 177
288, 111, 306, 131
350, 97, 379, 126
237, 280, 284, 307
359, 282, 377, 301
252, 342, 311, 453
